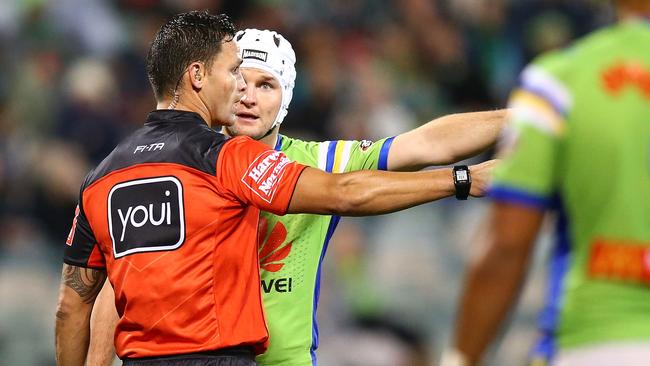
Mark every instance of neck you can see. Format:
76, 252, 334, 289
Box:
157, 93, 212, 126
618, 1, 650, 21
259, 130, 279, 148
220, 127, 279, 148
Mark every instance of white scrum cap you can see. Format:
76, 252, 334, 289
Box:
235, 28, 297, 129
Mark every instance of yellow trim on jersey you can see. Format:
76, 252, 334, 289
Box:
332, 141, 353, 173
510, 89, 566, 136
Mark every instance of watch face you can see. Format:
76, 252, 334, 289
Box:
455, 170, 468, 181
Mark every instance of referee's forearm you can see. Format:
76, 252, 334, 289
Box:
334, 168, 455, 216
56, 264, 102, 366
287, 166, 455, 215
55, 301, 92, 366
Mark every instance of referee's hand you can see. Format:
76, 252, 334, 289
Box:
469, 159, 500, 197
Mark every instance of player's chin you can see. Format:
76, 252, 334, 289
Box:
218, 114, 236, 127
233, 124, 265, 139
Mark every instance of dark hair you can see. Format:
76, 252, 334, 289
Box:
146, 11, 236, 100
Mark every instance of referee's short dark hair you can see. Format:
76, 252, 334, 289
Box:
146, 11, 236, 100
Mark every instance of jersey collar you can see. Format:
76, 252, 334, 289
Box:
145, 110, 208, 126
274, 134, 284, 151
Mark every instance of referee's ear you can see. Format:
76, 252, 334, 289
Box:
188, 62, 205, 90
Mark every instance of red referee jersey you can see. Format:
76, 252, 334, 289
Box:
63, 110, 306, 358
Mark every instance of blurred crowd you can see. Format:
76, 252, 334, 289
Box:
0, 0, 613, 365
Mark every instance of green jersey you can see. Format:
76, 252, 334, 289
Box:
255, 135, 394, 366
490, 21, 650, 360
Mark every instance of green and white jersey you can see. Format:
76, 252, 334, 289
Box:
256, 135, 394, 366
490, 21, 650, 361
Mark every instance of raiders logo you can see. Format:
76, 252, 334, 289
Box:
359, 140, 374, 151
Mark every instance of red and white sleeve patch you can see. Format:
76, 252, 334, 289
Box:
66, 205, 80, 246
241, 150, 293, 203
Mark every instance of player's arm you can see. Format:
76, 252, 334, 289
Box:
388, 109, 508, 171
87, 281, 118, 366
287, 159, 496, 215
447, 202, 544, 365
55, 263, 107, 366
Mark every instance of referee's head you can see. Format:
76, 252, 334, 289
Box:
146, 11, 236, 101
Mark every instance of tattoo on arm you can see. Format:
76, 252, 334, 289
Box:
55, 308, 68, 321
62, 264, 107, 304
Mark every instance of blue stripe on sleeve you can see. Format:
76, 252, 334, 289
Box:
488, 185, 551, 210
378, 136, 395, 171
325, 141, 337, 173
529, 195, 570, 362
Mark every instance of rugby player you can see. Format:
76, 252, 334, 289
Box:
444, 1, 650, 365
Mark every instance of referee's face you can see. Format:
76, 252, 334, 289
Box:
202, 40, 246, 126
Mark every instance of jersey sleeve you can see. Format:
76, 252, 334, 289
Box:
63, 185, 106, 268
312, 137, 395, 173
217, 136, 307, 215
490, 61, 570, 210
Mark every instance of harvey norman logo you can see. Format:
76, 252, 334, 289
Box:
242, 49, 268, 62
242, 150, 292, 203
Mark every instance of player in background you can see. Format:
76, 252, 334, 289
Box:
88, 27, 506, 366
56, 11, 498, 366
442, 1, 650, 365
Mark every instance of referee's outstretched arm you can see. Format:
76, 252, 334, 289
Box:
287, 159, 496, 216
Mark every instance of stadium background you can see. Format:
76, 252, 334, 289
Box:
0, 0, 613, 365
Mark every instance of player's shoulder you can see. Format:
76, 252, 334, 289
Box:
532, 23, 626, 77
276, 135, 324, 167
86, 122, 234, 186
528, 45, 576, 81
567, 23, 632, 59
219, 135, 275, 167
279, 135, 319, 150
575, 21, 649, 50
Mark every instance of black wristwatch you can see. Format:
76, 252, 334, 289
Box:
452, 165, 471, 200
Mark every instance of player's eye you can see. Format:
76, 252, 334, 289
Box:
260, 82, 273, 90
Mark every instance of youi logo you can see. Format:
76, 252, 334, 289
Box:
108, 176, 185, 258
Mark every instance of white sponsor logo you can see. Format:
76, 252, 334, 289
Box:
108, 176, 185, 258
242, 49, 268, 62
259, 156, 291, 195
116, 199, 173, 242
134, 143, 165, 154
248, 151, 282, 182
242, 151, 293, 203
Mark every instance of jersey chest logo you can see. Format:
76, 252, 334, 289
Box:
258, 217, 293, 272
108, 176, 185, 258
